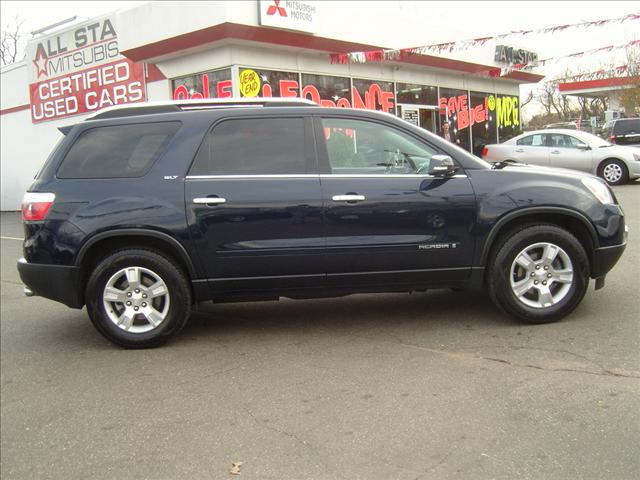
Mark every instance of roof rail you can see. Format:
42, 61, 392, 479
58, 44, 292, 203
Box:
88, 98, 318, 120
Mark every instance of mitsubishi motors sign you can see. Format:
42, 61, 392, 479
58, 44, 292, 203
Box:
258, 0, 318, 34
25, 15, 146, 123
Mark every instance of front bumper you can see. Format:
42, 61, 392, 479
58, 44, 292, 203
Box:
591, 241, 626, 280
628, 161, 640, 179
17, 258, 83, 308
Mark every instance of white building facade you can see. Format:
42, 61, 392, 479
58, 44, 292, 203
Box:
0, 0, 542, 210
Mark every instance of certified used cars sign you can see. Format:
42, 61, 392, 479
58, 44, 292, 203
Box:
25, 15, 146, 123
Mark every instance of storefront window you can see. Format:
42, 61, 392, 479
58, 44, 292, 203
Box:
396, 83, 438, 106
496, 94, 521, 142
237, 68, 300, 98
172, 68, 232, 100
470, 91, 497, 157
352, 78, 395, 112
438, 87, 471, 152
301, 73, 351, 108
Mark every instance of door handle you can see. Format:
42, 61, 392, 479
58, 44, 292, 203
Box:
551, 150, 561, 154
332, 194, 365, 202
515, 148, 524, 153
193, 197, 226, 205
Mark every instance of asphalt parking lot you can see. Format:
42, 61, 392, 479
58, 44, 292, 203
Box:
1, 184, 639, 480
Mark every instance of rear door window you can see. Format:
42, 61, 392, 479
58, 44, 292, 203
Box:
189, 117, 309, 175
517, 134, 546, 146
57, 122, 180, 179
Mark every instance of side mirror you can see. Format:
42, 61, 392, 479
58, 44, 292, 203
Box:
577, 143, 590, 151
429, 155, 457, 176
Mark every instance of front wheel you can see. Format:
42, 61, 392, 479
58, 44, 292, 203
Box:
598, 159, 628, 185
488, 225, 589, 324
85, 249, 191, 348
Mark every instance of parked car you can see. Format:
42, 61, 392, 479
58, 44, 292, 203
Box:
482, 129, 640, 185
18, 99, 627, 348
600, 117, 640, 147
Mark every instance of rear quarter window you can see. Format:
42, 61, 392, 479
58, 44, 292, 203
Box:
613, 119, 640, 135
57, 122, 181, 179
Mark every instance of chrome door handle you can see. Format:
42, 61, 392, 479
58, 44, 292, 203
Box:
332, 194, 365, 202
551, 150, 560, 154
193, 197, 226, 205
515, 148, 524, 153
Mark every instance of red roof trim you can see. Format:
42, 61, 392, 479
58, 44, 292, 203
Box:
0, 104, 30, 116
121, 22, 543, 82
559, 76, 640, 92
396, 52, 543, 82
121, 22, 385, 62
145, 63, 166, 82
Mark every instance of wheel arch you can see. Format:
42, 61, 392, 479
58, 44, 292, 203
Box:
596, 156, 629, 174
479, 207, 598, 275
76, 229, 199, 281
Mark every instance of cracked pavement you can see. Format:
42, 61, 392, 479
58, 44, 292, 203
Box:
1, 182, 639, 479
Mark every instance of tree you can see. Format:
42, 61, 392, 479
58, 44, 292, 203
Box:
1, 15, 25, 66
618, 46, 640, 116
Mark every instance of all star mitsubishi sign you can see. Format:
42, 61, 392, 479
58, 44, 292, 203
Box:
26, 15, 146, 123
258, 0, 318, 33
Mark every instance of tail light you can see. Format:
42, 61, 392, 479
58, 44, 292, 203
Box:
21, 192, 55, 221
608, 135, 616, 142
482, 146, 488, 157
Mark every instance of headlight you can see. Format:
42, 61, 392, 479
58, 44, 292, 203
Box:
581, 177, 615, 204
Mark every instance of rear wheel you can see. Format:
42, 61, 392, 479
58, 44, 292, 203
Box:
488, 224, 589, 324
598, 159, 628, 185
85, 249, 191, 348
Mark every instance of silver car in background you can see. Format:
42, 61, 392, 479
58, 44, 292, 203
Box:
482, 129, 640, 185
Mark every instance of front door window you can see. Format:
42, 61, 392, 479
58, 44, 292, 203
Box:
321, 117, 437, 175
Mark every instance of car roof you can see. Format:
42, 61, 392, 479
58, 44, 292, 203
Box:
515, 129, 584, 137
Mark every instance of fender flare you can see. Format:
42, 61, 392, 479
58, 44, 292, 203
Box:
75, 228, 199, 277
478, 206, 599, 265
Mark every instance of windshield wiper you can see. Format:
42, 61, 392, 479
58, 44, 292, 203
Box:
492, 159, 519, 169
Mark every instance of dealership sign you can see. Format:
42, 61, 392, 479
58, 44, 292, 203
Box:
25, 15, 146, 123
494, 45, 538, 66
258, 0, 318, 33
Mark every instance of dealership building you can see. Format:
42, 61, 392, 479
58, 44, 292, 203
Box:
0, 1, 543, 210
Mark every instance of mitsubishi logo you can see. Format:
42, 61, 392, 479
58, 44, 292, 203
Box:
266, 0, 288, 17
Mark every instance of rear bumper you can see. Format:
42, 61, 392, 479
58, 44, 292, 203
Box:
17, 258, 83, 308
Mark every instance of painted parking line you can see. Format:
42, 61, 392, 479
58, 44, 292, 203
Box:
0, 236, 23, 241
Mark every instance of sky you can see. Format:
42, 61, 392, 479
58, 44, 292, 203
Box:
1, 1, 638, 118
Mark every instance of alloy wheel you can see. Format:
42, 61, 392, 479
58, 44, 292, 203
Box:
102, 266, 170, 333
509, 242, 574, 309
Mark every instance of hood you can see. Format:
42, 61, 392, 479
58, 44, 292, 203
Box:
497, 162, 599, 181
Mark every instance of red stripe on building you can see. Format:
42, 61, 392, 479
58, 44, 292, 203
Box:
0, 104, 30, 115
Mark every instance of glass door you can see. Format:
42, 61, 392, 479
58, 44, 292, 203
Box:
397, 104, 439, 134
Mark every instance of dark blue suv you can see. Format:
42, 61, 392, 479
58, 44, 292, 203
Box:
18, 99, 627, 347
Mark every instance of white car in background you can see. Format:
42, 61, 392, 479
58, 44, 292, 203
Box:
482, 129, 640, 185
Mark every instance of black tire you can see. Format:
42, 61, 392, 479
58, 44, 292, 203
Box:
85, 249, 191, 348
598, 159, 628, 186
488, 224, 589, 324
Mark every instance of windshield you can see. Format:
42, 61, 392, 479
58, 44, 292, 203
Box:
575, 131, 612, 147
